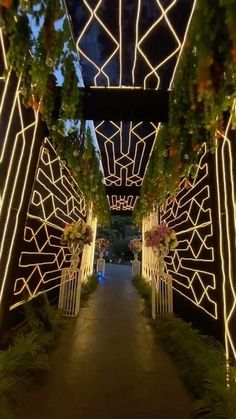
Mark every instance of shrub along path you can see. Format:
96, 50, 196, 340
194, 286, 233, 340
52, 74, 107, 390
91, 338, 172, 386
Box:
18, 264, 192, 419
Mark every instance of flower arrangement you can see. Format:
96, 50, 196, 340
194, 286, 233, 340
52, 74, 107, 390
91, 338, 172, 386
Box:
61, 220, 93, 249
145, 225, 178, 252
129, 239, 142, 254
96, 237, 110, 251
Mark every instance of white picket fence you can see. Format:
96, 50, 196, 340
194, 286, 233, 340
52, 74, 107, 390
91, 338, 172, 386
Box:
58, 213, 97, 317
142, 211, 173, 319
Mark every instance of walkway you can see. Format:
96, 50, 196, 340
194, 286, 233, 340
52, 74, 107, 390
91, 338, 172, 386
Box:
18, 264, 192, 419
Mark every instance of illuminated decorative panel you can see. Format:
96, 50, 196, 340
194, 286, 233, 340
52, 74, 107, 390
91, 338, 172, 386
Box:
0, 29, 42, 311
67, 0, 196, 198
96, 121, 158, 186
108, 195, 138, 211
215, 105, 236, 360
160, 144, 217, 319
11, 139, 87, 310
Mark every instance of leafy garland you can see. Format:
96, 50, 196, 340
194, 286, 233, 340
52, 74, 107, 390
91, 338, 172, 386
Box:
1, 0, 110, 225
54, 126, 111, 225
133, 0, 236, 224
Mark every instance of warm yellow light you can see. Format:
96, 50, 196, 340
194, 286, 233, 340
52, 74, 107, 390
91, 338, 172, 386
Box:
215, 100, 236, 360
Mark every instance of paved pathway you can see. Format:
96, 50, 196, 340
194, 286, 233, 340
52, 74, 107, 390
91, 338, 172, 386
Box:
19, 264, 192, 419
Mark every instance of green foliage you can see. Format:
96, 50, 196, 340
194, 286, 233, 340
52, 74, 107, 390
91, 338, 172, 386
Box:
53, 127, 110, 225
23, 294, 65, 346
3, 1, 110, 225
111, 238, 132, 260
0, 293, 67, 418
134, 1, 236, 223
132, 275, 151, 311
97, 215, 133, 241
111, 215, 132, 234
80, 274, 98, 305
133, 276, 236, 418
152, 315, 236, 418
133, 126, 181, 223
5, 0, 80, 122
0, 331, 50, 419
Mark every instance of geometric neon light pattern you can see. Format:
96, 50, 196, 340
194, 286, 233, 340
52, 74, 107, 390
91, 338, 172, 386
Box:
11, 139, 86, 310
215, 105, 236, 361
108, 195, 138, 212
0, 28, 40, 309
95, 120, 158, 187
74, 0, 196, 202
160, 144, 217, 319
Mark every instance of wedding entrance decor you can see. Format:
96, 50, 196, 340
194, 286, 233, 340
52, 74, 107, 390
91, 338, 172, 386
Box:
145, 225, 178, 319
59, 220, 93, 316
96, 238, 109, 277
129, 239, 142, 277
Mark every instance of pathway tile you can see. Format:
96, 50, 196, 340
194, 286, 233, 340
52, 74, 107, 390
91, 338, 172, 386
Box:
18, 264, 192, 419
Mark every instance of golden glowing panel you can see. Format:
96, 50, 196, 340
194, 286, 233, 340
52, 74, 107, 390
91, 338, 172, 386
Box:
10, 139, 87, 310
215, 102, 236, 360
0, 29, 40, 307
159, 144, 217, 319
108, 195, 138, 211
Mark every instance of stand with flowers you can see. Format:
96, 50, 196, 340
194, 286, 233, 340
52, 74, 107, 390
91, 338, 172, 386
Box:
129, 239, 142, 277
145, 225, 178, 319
59, 220, 93, 316
95, 238, 109, 276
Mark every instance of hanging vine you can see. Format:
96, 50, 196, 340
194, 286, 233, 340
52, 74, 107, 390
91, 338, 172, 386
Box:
1, 0, 110, 224
133, 0, 236, 223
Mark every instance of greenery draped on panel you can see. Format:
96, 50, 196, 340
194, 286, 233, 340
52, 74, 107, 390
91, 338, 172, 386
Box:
2, 0, 110, 225
133, 0, 236, 223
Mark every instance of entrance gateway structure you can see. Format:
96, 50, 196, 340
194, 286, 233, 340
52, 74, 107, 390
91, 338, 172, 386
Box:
0, 0, 236, 365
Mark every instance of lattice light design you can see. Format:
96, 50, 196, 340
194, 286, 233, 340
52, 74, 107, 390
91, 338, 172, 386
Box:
75, 0, 196, 189
11, 139, 87, 310
0, 28, 40, 307
159, 144, 217, 319
108, 195, 138, 211
215, 103, 236, 360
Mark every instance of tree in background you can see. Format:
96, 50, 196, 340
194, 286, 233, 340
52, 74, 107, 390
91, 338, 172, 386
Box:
97, 216, 139, 263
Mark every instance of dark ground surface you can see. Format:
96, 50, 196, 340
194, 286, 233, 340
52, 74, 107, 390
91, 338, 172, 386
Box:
18, 264, 192, 419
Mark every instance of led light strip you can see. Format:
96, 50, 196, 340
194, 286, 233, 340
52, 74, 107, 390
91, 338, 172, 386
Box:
135, 0, 181, 90
142, 144, 217, 318
215, 101, 236, 360
108, 195, 138, 211
10, 139, 87, 309
76, 0, 120, 87
0, 29, 40, 307
160, 145, 217, 318
168, 0, 197, 89
76, 1, 196, 192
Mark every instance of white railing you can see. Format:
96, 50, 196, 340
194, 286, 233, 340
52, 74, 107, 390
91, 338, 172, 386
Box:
132, 254, 141, 277
142, 211, 173, 319
58, 269, 81, 317
59, 209, 97, 317
80, 215, 97, 283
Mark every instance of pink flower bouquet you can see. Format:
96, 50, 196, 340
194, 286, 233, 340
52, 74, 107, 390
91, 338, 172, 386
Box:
96, 238, 110, 251
145, 224, 178, 252
129, 239, 142, 254
61, 220, 93, 248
